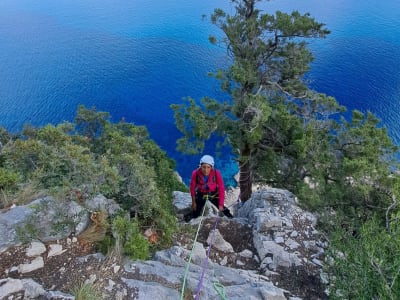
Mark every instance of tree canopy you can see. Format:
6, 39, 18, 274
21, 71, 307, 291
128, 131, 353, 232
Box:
172, 2, 400, 294
171, 0, 399, 225
172, 0, 331, 201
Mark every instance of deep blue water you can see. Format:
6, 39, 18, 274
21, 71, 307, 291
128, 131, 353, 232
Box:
1, 0, 399, 186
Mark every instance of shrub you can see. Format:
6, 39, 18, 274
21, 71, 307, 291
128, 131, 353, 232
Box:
327, 215, 400, 299
0, 105, 185, 255
0, 168, 19, 190
112, 215, 150, 260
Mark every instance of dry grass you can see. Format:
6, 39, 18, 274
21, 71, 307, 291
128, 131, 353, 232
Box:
10, 183, 46, 206
70, 281, 103, 300
77, 210, 109, 243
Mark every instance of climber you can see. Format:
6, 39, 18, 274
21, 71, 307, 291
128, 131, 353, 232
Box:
189, 155, 233, 219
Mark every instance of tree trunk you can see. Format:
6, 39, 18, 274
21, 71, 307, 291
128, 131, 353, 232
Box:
239, 148, 252, 202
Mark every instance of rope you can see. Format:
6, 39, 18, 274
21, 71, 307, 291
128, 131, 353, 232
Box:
180, 196, 227, 300
195, 195, 220, 299
180, 202, 207, 300
213, 282, 226, 299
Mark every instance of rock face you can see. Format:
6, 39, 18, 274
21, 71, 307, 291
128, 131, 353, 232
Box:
0, 194, 119, 252
0, 196, 87, 251
0, 188, 328, 299
237, 188, 327, 273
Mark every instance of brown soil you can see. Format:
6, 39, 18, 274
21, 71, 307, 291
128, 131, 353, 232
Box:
181, 218, 260, 270
175, 217, 327, 299
0, 217, 327, 299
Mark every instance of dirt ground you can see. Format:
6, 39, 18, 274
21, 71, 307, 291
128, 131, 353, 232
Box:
188, 217, 327, 300
0, 216, 327, 299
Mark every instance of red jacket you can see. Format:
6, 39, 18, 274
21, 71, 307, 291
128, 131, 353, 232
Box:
190, 168, 225, 207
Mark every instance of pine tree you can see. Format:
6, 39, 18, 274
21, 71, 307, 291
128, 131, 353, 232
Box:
172, 0, 329, 201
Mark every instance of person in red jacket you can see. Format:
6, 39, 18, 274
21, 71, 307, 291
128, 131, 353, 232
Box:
189, 155, 233, 219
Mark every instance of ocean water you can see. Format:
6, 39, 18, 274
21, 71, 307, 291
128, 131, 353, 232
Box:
0, 0, 399, 186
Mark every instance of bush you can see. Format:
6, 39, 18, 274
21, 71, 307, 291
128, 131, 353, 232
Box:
0, 167, 19, 191
327, 215, 400, 299
112, 215, 150, 260
0, 105, 185, 255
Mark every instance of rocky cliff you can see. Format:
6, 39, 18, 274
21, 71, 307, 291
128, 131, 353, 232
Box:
0, 188, 328, 299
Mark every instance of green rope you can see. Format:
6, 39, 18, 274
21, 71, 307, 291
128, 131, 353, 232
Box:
180, 196, 228, 299
180, 202, 207, 300
213, 282, 226, 300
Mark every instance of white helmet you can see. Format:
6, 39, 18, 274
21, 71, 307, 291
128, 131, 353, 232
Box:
200, 155, 214, 167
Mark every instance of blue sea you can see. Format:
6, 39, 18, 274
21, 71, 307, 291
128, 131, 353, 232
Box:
1, 0, 399, 186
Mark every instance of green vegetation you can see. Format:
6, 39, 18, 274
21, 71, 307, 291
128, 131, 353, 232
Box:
1, 0, 399, 296
0, 105, 186, 258
171, 0, 400, 298
112, 215, 150, 260
328, 213, 400, 299
70, 282, 102, 300
172, 0, 330, 201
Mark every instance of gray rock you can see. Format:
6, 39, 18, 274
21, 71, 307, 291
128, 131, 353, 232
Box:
84, 194, 121, 216
239, 249, 254, 258
26, 241, 46, 257
122, 278, 180, 299
153, 246, 188, 267
47, 244, 66, 257
0, 194, 121, 252
172, 191, 192, 218
0, 197, 88, 251
0, 188, 328, 299
0, 204, 33, 250
46, 290, 75, 299
124, 260, 190, 287
18, 256, 44, 274
22, 278, 47, 299
207, 229, 234, 253
0, 278, 23, 298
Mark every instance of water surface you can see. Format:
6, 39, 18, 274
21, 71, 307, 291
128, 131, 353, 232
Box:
1, 0, 399, 185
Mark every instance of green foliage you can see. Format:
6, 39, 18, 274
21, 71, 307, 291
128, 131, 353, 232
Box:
140, 131, 187, 192
171, 0, 331, 201
176, 223, 196, 236
91, 117, 180, 248
74, 104, 110, 142
115, 153, 160, 214
15, 221, 40, 244
35, 123, 74, 146
112, 215, 150, 260
171, 5, 400, 298
70, 282, 102, 300
322, 111, 398, 225
0, 168, 19, 191
0, 127, 15, 163
0, 104, 184, 254
171, 96, 222, 154
327, 214, 400, 299
15, 203, 43, 243
1, 125, 101, 192
96, 157, 121, 198
97, 234, 115, 255
123, 235, 150, 260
